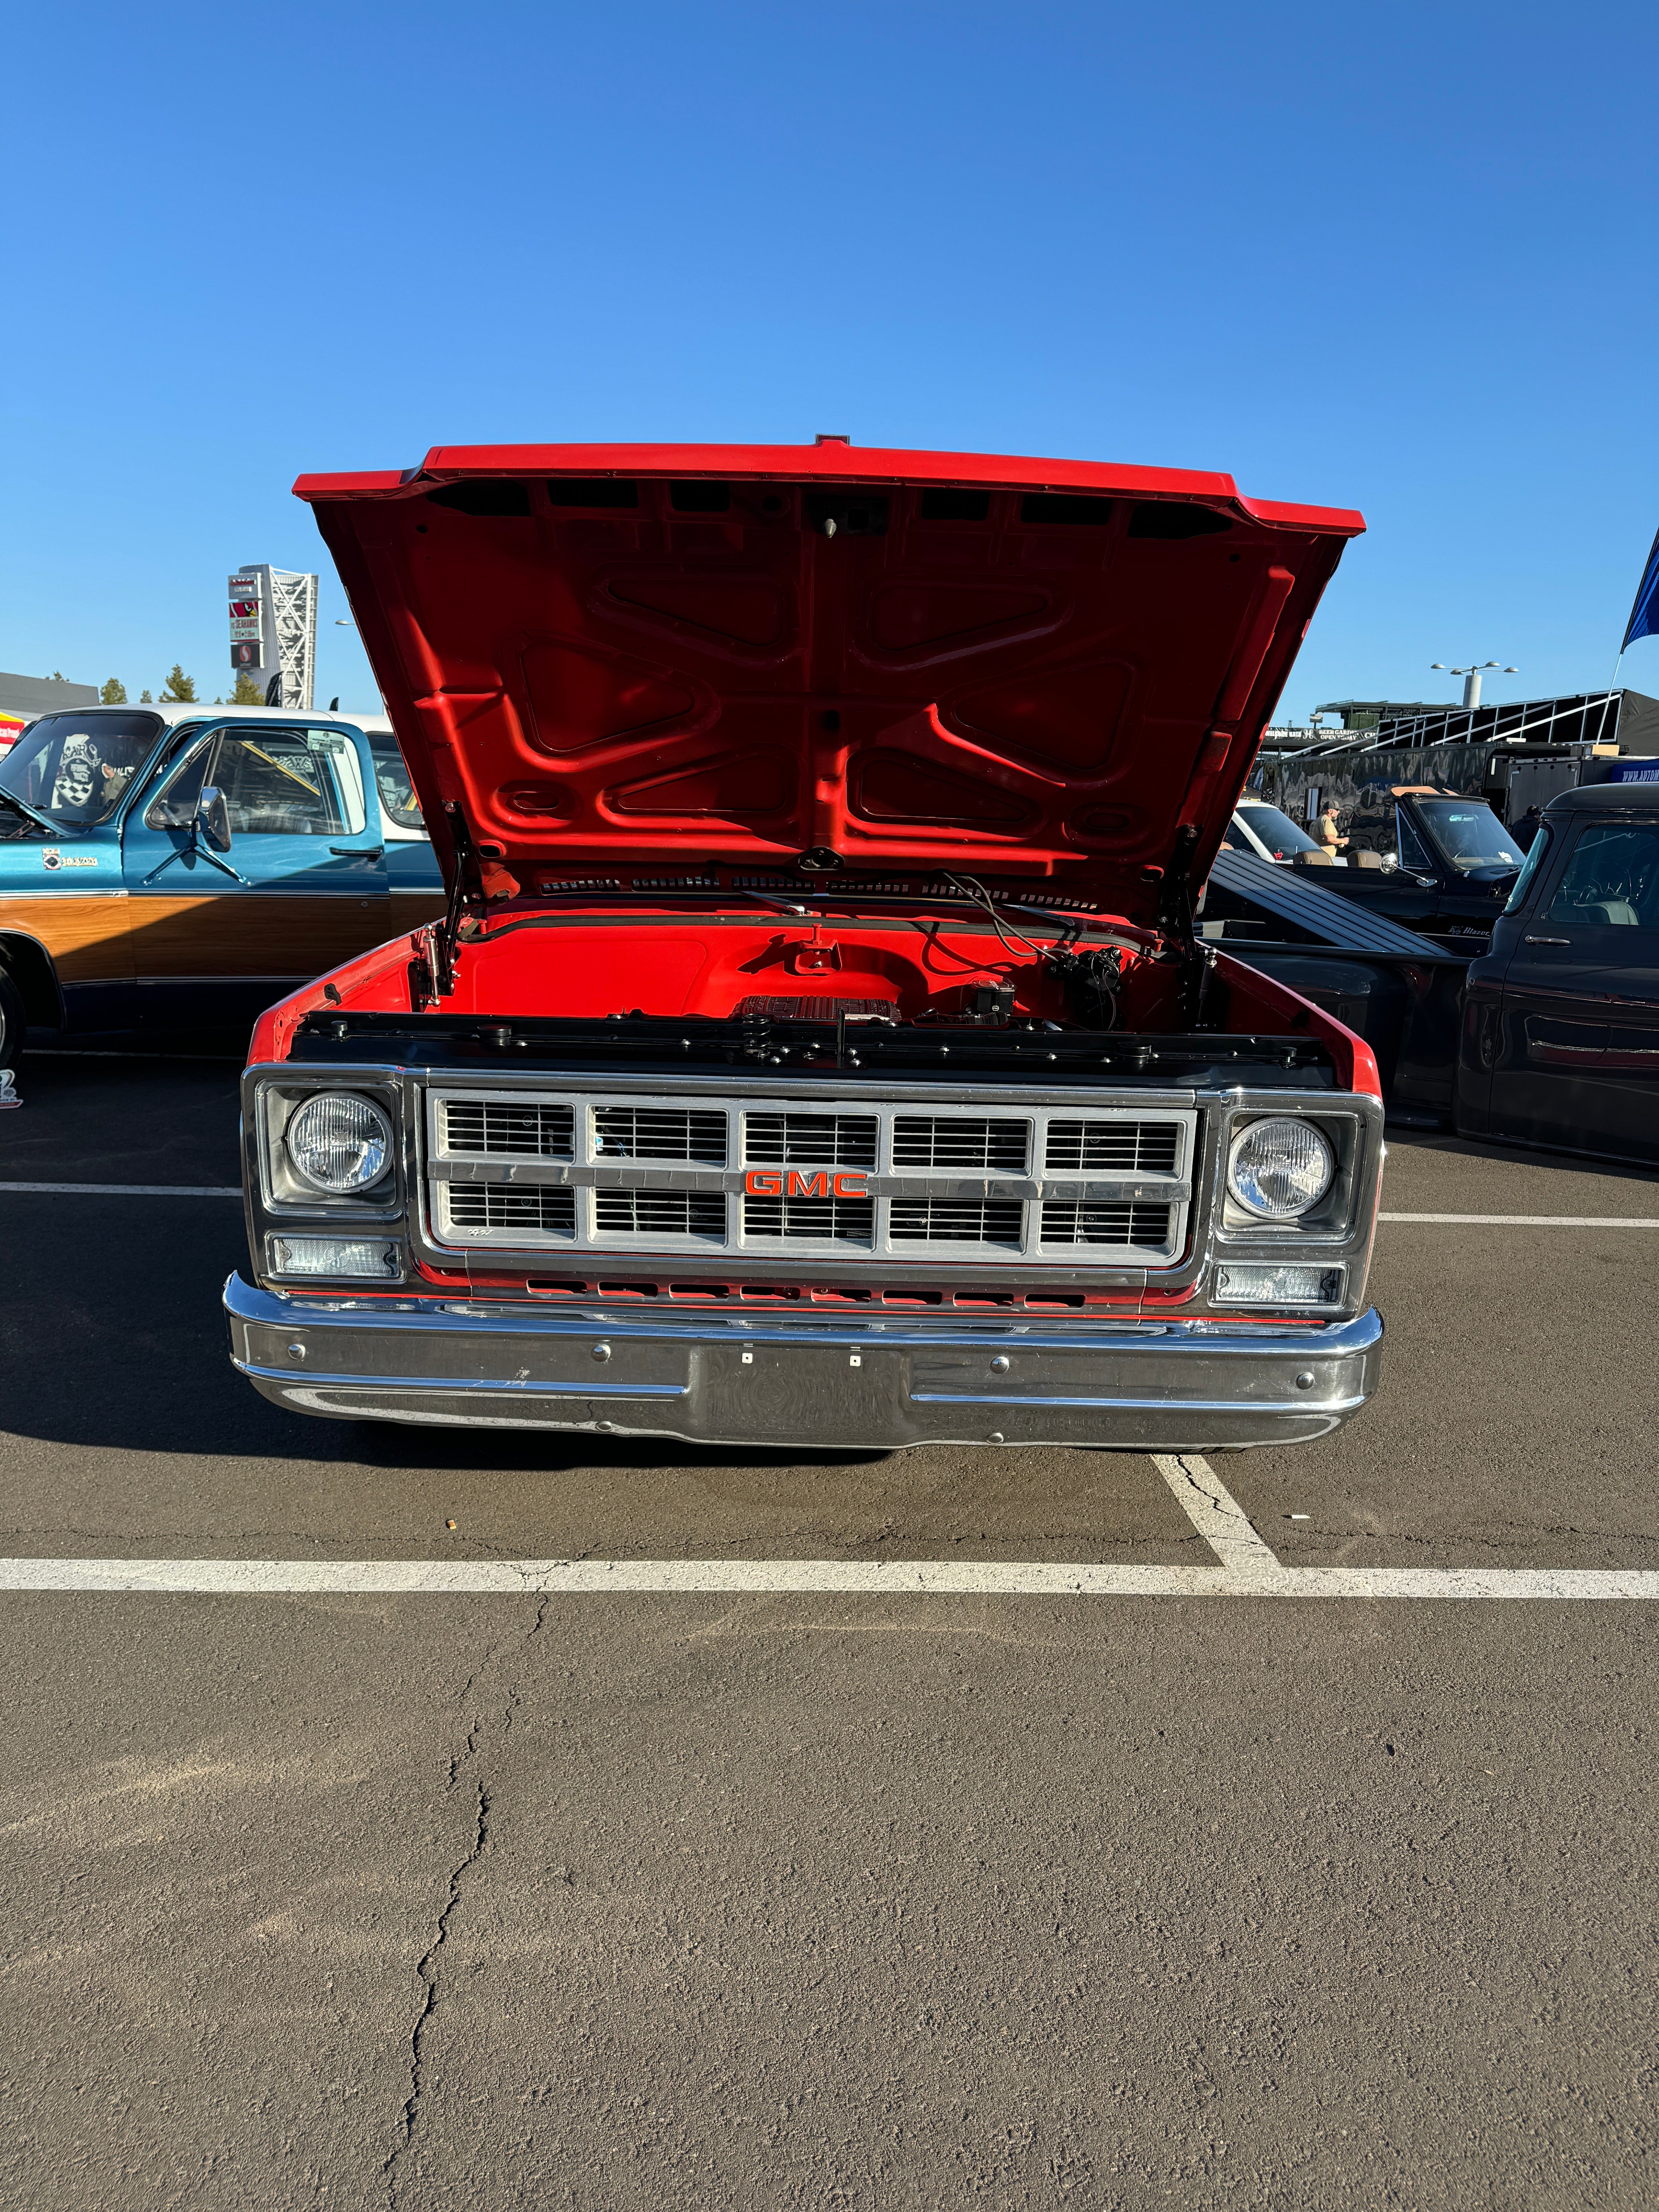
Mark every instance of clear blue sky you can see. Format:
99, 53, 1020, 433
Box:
5, 0, 1656, 720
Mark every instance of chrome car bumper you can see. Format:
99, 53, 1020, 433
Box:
224, 1276, 1382, 1451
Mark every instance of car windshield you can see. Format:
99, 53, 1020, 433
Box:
368, 735, 425, 832
0, 711, 163, 829
1414, 799, 1523, 872
1236, 803, 1320, 857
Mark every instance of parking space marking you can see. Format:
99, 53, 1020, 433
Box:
0, 1459, 1652, 1601
1379, 1212, 1659, 1226
0, 1556, 1654, 1597
0, 1182, 242, 1197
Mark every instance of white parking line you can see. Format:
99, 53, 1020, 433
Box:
1379, 1212, 1659, 1227
0, 1556, 1652, 1597
1, 1458, 1652, 1600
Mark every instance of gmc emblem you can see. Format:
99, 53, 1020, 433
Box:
744, 1169, 868, 1198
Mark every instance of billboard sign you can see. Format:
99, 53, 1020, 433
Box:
228, 574, 263, 646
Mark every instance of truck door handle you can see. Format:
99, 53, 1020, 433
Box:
331, 845, 383, 859
1524, 935, 1571, 945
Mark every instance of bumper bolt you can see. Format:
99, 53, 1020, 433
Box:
990, 1354, 1010, 1373
286, 1342, 306, 1363
591, 1342, 612, 1363
1294, 1370, 1315, 1390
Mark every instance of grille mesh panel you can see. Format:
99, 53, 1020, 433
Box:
743, 1112, 878, 1168
1044, 1120, 1180, 1174
890, 1198, 1025, 1247
445, 1185, 575, 1237
441, 1099, 574, 1158
594, 1190, 727, 1239
1041, 1201, 1173, 1247
743, 1194, 875, 1245
891, 1116, 1030, 1172
594, 1106, 727, 1164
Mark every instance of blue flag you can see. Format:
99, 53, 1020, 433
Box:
1625, 524, 1659, 650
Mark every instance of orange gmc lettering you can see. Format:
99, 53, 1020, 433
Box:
787, 1170, 831, 1199
744, 1169, 783, 1196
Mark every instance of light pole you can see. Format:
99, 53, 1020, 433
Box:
1431, 660, 1518, 711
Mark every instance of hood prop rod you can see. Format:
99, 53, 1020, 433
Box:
432, 804, 489, 998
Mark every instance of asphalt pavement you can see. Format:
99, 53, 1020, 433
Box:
2, 1053, 1657, 2208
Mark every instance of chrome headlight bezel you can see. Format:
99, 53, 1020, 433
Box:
255, 1078, 404, 1216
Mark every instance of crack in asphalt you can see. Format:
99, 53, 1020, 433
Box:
380, 1593, 550, 2207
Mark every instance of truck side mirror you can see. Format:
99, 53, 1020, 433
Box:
197, 786, 233, 853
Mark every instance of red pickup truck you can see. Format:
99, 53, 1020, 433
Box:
224, 440, 1383, 1452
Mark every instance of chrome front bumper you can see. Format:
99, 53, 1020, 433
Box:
225, 1276, 1382, 1451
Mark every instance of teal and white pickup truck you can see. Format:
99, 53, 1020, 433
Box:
0, 702, 444, 1068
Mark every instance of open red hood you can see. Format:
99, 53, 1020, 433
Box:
297, 441, 1362, 924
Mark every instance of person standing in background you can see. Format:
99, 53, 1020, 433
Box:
1316, 801, 1348, 853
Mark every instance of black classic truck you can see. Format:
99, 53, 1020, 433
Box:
1457, 781, 1659, 1166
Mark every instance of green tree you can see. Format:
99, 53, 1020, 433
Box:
228, 671, 265, 705
139, 689, 154, 703
50, 671, 65, 682
160, 664, 197, 702
100, 678, 128, 705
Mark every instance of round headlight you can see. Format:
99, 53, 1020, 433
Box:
1228, 1116, 1334, 1219
285, 1092, 393, 1195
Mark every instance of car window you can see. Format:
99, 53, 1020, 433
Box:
1543, 821, 1659, 928
145, 725, 366, 838
0, 711, 163, 828
1395, 808, 1435, 874
1503, 824, 1554, 914
368, 736, 425, 832
1414, 799, 1523, 873
1237, 803, 1319, 857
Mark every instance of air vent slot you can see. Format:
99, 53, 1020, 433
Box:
743, 1192, 875, 1245
743, 1112, 878, 1168
594, 1106, 727, 1164
1044, 1120, 1180, 1174
891, 1116, 1030, 1173
593, 1191, 726, 1240
890, 1198, 1024, 1247
441, 1099, 574, 1158
446, 1187, 575, 1237
1041, 1202, 1173, 1247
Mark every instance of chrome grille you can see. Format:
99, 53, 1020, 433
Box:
1041, 1201, 1173, 1247
594, 1105, 726, 1164
744, 1111, 878, 1167
446, 1185, 575, 1237
425, 1088, 1192, 1265
891, 1116, 1030, 1172
743, 1193, 875, 1245
890, 1197, 1024, 1247
1044, 1120, 1180, 1174
593, 1190, 726, 1239
441, 1098, 574, 1158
